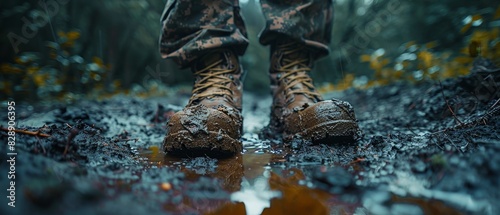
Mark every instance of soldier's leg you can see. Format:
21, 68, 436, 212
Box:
259, 0, 360, 144
160, 0, 249, 157
159, 0, 249, 67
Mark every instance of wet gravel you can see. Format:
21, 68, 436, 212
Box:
1, 58, 499, 215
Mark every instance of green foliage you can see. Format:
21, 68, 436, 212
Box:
318, 4, 500, 93
1, 30, 116, 101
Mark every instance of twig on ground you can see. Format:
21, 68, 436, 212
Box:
349, 157, 366, 165
433, 98, 499, 134
64, 128, 80, 155
439, 80, 464, 126
0, 126, 51, 138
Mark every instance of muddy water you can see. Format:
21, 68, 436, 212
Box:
139, 143, 461, 215
139, 147, 355, 214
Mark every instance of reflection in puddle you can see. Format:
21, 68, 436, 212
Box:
139, 145, 360, 214
139, 145, 462, 215
231, 176, 281, 215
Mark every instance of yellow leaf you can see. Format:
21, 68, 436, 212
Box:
405, 41, 416, 48
402, 60, 411, 68
93, 57, 105, 68
62, 41, 74, 48
425, 41, 438, 49
27, 66, 39, 75
471, 14, 482, 22
67, 31, 80, 40
454, 56, 473, 64
377, 79, 389, 86
418, 51, 433, 67
381, 58, 390, 67
370, 57, 390, 71
360, 54, 371, 62
458, 67, 470, 75
461, 23, 472, 34
471, 30, 490, 43
33, 74, 47, 86
393, 70, 403, 79
57, 31, 66, 38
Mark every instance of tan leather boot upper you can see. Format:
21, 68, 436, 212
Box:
164, 50, 244, 157
269, 41, 359, 144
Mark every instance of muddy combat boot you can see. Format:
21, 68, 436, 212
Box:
163, 49, 244, 157
268, 40, 359, 145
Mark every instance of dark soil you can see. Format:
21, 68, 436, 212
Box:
1, 58, 499, 215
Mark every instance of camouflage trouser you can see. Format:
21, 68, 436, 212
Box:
159, 0, 333, 67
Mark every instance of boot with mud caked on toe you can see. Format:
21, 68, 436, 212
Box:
163, 49, 244, 157
267, 39, 360, 146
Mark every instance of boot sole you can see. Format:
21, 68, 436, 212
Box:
164, 130, 242, 158
284, 119, 359, 144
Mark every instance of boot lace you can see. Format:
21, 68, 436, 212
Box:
276, 42, 321, 101
188, 59, 234, 106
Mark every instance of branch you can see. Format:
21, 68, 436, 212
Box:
0, 127, 51, 138
433, 98, 499, 134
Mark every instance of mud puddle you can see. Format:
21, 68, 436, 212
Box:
137, 141, 462, 215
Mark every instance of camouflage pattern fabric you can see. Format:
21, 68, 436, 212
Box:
259, 0, 333, 60
159, 0, 248, 67
159, 0, 333, 67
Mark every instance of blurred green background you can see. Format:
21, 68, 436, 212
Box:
1, 0, 499, 102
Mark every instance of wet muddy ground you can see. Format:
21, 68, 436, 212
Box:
1, 58, 499, 215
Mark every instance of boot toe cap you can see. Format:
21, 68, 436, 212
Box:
283, 99, 359, 143
164, 105, 243, 157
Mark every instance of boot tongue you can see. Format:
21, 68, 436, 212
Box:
282, 50, 311, 88
195, 51, 226, 71
281, 49, 319, 104
281, 49, 311, 68
192, 50, 233, 102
